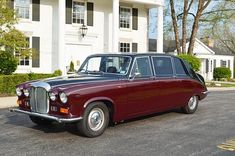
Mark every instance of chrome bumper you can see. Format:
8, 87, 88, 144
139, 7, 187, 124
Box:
202, 91, 210, 95
10, 108, 83, 123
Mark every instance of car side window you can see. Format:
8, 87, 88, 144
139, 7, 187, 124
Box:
152, 57, 173, 77
173, 58, 188, 77
131, 57, 152, 77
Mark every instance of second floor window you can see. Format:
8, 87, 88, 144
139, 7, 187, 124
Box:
120, 7, 131, 29
73, 1, 85, 24
15, 0, 30, 19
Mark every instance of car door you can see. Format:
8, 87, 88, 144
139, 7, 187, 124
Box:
172, 57, 195, 106
151, 56, 180, 111
125, 56, 157, 117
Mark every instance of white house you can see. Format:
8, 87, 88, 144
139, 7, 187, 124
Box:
149, 38, 234, 81
9, 0, 164, 74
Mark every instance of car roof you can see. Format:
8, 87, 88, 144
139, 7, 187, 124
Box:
88, 53, 177, 58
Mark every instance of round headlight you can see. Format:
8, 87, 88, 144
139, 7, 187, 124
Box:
59, 92, 67, 103
23, 89, 29, 97
16, 88, 22, 96
49, 92, 56, 101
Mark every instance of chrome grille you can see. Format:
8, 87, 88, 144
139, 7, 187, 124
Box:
29, 87, 49, 114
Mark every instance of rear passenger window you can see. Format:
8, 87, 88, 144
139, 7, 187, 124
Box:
152, 57, 173, 77
174, 58, 188, 76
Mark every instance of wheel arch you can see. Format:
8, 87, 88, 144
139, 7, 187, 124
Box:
83, 97, 115, 122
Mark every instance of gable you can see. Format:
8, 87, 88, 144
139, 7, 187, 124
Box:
187, 38, 215, 55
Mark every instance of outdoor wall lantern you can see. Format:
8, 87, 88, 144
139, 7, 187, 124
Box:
80, 24, 88, 38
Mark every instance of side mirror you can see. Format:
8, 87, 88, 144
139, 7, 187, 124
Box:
129, 72, 141, 81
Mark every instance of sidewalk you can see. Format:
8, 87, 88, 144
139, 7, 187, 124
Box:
0, 96, 17, 109
1, 87, 235, 109
207, 87, 235, 91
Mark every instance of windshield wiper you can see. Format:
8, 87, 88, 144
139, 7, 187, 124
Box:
79, 70, 104, 75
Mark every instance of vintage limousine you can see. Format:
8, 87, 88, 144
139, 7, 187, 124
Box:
11, 53, 208, 137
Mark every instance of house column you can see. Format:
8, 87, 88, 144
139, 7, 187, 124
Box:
112, 0, 119, 52
157, 5, 163, 53
58, 0, 66, 75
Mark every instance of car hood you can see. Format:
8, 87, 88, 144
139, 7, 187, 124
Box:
42, 74, 119, 89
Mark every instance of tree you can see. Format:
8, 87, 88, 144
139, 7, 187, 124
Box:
69, 61, 75, 72
169, 0, 211, 55
0, 0, 32, 74
199, 0, 235, 54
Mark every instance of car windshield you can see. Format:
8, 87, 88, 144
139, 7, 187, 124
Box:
78, 56, 131, 75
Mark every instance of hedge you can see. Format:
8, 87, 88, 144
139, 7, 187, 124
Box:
178, 54, 201, 72
213, 67, 231, 80
0, 71, 61, 96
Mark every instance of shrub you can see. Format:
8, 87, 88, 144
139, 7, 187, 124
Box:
28, 73, 56, 80
178, 54, 201, 72
0, 51, 18, 75
53, 69, 62, 76
0, 74, 29, 95
213, 67, 231, 80
69, 61, 75, 72
0, 71, 62, 96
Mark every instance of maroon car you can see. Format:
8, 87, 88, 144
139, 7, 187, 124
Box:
11, 53, 208, 137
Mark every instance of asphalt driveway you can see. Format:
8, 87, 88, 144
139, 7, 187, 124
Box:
0, 91, 235, 156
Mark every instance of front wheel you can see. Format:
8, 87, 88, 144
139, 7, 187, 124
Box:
182, 96, 199, 114
77, 102, 109, 137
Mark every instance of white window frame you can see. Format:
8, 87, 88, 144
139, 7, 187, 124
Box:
14, 0, 32, 21
119, 42, 131, 53
221, 60, 227, 68
119, 6, 132, 30
14, 37, 31, 67
72, 0, 87, 25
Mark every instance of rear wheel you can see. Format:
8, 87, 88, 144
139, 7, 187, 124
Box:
77, 102, 109, 137
29, 116, 53, 125
182, 96, 199, 114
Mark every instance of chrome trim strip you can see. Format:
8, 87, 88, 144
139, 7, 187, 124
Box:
10, 108, 82, 123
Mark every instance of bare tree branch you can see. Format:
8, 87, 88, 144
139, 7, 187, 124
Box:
170, 0, 181, 54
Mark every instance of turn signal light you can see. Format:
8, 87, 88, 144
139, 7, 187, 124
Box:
60, 108, 69, 114
17, 100, 22, 105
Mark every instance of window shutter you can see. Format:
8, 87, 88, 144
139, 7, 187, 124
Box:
132, 43, 138, 53
119, 7, 120, 28
228, 60, 230, 68
32, 37, 40, 68
213, 59, 216, 69
32, 0, 40, 21
87, 2, 94, 26
66, 0, 72, 24
206, 59, 209, 73
8, 0, 14, 9
132, 8, 138, 30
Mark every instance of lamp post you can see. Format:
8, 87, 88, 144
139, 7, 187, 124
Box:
80, 24, 88, 38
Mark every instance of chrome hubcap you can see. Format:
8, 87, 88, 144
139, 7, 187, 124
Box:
188, 96, 197, 110
88, 108, 105, 131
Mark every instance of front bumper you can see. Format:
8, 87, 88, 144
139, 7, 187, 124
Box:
202, 90, 210, 96
10, 108, 83, 123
